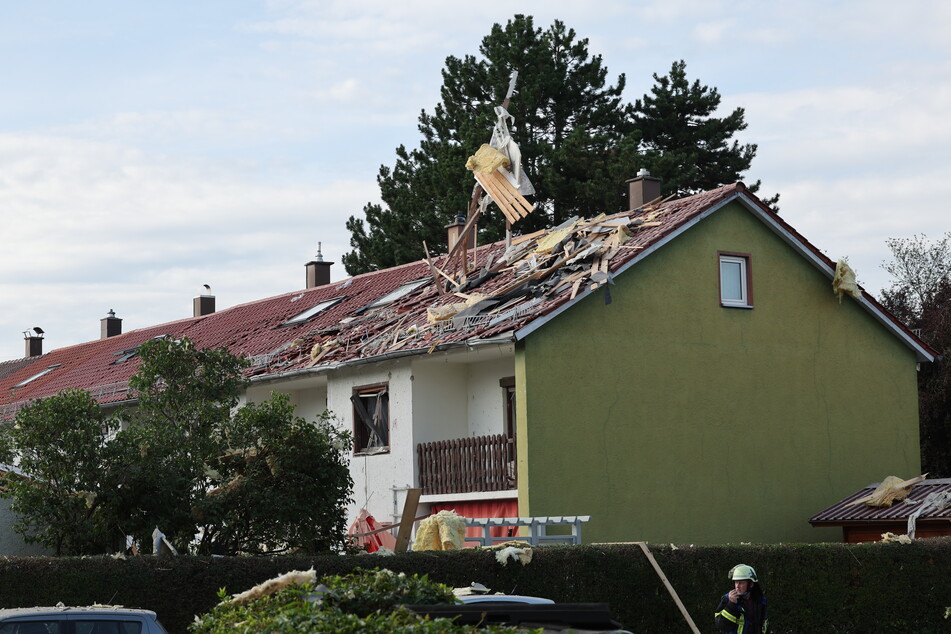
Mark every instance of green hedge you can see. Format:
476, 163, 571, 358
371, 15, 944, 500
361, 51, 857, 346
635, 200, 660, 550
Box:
0, 540, 949, 633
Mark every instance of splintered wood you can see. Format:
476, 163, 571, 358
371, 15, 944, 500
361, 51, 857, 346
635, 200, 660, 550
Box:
474, 168, 535, 224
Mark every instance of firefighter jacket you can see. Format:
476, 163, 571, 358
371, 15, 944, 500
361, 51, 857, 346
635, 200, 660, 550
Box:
715, 592, 768, 633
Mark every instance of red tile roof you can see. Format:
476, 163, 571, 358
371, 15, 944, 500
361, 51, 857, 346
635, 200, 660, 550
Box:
810, 479, 951, 524
0, 183, 934, 418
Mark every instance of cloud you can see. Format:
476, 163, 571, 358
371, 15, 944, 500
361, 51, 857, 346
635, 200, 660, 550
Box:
693, 19, 736, 45
0, 131, 378, 359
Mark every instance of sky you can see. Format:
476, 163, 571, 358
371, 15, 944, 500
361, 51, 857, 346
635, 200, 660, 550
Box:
1, 0, 950, 360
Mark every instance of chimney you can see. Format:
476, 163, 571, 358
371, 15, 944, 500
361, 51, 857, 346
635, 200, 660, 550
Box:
446, 212, 475, 251
23, 328, 43, 358
193, 284, 216, 317
100, 309, 122, 339
626, 168, 662, 210
305, 243, 333, 289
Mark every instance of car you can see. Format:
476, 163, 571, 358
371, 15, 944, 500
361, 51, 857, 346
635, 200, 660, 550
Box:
406, 585, 632, 632
0, 606, 168, 634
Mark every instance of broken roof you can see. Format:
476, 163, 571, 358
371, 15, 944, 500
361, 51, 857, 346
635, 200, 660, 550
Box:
0, 182, 936, 420
810, 478, 951, 525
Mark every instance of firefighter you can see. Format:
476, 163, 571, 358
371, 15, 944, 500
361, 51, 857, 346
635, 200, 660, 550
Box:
714, 564, 768, 633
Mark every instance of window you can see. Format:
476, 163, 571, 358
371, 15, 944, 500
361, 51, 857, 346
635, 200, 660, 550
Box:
351, 384, 389, 453
718, 253, 753, 308
283, 297, 344, 326
500, 376, 517, 466
0, 622, 62, 634
360, 279, 428, 312
14, 364, 61, 388
75, 621, 142, 634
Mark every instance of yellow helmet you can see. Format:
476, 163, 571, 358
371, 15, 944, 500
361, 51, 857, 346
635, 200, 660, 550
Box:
728, 564, 758, 582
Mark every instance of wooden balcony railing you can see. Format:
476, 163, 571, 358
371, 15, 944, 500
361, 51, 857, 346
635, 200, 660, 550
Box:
417, 434, 516, 495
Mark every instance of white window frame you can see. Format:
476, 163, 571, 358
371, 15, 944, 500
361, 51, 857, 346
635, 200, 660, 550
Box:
719, 253, 752, 308
363, 279, 428, 311
14, 364, 62, 388
283, 297, 344, 326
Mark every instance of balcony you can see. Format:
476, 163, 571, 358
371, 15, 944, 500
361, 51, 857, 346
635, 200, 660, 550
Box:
417, 433, 516, 495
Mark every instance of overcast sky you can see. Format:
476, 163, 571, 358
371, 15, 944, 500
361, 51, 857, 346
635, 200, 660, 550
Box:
2, 1, 949, 360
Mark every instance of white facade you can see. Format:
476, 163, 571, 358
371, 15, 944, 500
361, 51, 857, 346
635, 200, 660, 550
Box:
245, 343, 516, 529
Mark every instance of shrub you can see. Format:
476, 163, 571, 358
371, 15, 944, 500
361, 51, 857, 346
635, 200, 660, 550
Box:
189, 569, 534, 633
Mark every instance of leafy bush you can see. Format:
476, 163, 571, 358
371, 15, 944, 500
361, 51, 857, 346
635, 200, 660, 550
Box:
315, 568, 456, 617
189, 569, 533, 633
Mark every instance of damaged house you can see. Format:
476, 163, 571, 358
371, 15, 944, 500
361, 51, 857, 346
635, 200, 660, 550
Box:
0, 174, 936, 546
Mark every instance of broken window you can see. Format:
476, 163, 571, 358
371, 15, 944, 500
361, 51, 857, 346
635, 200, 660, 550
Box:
351, 384, 389, 453
719, 252, 753, 308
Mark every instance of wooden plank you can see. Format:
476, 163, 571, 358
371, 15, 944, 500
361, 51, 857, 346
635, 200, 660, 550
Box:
475, 171, 520, 223
394, 488, 422, 553
636, 542, 701, 634
490, 169, 534, 217
484, 170, 527, 218
422, 242, 448, 295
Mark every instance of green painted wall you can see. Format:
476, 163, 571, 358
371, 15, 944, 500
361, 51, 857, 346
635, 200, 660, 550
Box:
518, 201, 921, 544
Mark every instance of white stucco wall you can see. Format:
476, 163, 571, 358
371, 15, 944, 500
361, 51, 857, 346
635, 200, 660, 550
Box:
411, 358, 468, 443
327, 360, 415, 526
245, 345, 516, 530
465, 356, 515, 437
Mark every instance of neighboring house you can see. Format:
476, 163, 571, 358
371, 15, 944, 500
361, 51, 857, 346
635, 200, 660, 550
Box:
0, 465, 54, 556
809, 478, 951, 543
0, 179, 936, 546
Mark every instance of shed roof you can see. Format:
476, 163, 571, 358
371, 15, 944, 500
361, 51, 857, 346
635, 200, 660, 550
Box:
0, 182, 935, 419
809, 478, 951, 525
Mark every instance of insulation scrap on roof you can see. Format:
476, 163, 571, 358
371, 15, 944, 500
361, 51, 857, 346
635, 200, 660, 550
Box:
833, 259, 862, 302
251, 199, 676, 371
846, 474, 926, 507
907, 490, 951, 539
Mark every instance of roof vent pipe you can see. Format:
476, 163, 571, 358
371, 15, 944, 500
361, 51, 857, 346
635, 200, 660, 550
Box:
101, 309, 122, 339
305, 242, 333, 289
626, 169, 662, 211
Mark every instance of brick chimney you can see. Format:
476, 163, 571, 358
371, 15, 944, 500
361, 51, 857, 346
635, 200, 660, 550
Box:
193, 285, 216, 317
446, 212, 476, 250
626, 168, 662, 210
305, 243, 333, 289
101, 309, 122, 339
23, 328, 43, 358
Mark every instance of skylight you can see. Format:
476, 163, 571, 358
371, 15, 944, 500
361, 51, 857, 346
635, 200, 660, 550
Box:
363, 279, 428, 311
284, 297, 344, 326
14, 364, 62, 388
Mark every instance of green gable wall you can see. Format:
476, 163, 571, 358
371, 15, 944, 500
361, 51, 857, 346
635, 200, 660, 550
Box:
517, 201, 921, 544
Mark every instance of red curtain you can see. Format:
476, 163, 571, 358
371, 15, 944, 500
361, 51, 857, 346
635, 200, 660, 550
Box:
431, 499, 519, 547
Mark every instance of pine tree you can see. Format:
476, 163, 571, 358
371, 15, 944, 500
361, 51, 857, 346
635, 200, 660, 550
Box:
343, 15, 638, 275
634, 60, 777, 206
344, 19, 772, 275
